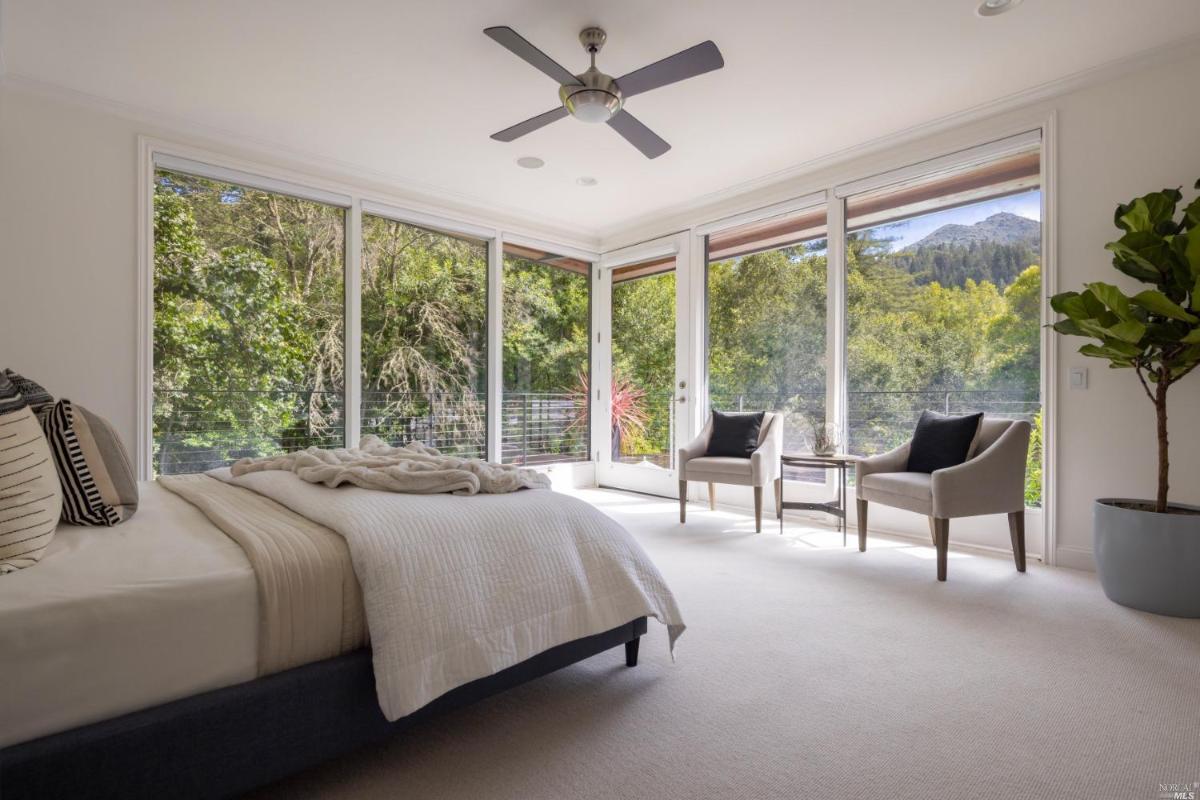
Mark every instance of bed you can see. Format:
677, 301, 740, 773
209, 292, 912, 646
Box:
0, 472, 681, 799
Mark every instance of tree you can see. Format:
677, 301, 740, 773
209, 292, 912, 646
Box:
1050, 182, 1200, 513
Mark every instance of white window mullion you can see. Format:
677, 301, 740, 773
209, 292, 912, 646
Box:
486, 233, 504, 463
827, 197, 848, 454
344, 199, 362, 448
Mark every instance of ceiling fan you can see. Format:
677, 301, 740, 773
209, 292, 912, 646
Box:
484, 26, 724, 160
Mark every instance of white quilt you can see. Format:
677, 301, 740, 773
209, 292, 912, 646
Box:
213, 467, 685, 721
230, 437, 551, 495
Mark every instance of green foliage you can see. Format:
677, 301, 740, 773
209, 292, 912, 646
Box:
1025, 409, 1044, 507
502, 257, 589, 393
1050, 180, 1200, 511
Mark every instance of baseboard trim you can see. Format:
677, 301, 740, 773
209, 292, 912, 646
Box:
1054, 545, 1095, 572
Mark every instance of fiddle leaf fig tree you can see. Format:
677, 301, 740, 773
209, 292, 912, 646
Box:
1050, 180, 1200, 513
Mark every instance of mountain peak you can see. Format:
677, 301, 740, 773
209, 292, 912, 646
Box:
912, 212, 1040, 249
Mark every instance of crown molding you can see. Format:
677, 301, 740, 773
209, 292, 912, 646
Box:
0, 71, 598, 251
597, 32, 1200, 246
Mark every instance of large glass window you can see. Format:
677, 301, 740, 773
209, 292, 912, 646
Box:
611, 257, 676, 467
844, 146, 1043, 505
360, 217, 488, 457
706, 206, 829, 456
152, 169, 345, 475
501, 243, 590, 465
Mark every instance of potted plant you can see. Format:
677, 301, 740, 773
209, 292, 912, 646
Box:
1050, 180, 1200, 617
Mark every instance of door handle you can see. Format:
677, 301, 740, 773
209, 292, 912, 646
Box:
676, 396, 687, 403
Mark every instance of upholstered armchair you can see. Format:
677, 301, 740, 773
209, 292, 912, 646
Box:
855, 417, 1031, 581
678, 412, 783, 533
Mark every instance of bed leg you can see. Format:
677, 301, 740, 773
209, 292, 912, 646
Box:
625, 637, 641, 667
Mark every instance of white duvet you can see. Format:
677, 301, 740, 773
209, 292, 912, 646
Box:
214, 467, 685, 721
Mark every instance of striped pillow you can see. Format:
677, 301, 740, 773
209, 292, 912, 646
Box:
0, 376, 63, 573
42, 399, 138, 526
3, 370, 54, 421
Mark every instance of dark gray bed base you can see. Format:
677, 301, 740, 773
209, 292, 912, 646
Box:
0, 617, 647, 800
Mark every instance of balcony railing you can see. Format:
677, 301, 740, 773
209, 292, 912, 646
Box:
361, 390, 485, 458
153, 388, 345, 476
501, 392, 588, 466
154, 387, 1039, 492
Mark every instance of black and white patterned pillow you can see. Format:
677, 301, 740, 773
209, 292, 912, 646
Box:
41, 399, 138, 526
0, 375, 63, 573
3, 370, 54, 421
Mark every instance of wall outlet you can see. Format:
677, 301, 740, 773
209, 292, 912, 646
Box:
1069, 367, 1088, 390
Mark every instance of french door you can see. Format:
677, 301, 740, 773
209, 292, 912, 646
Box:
593, 233, 695, 496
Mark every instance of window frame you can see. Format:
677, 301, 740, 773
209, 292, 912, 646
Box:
138, 138, 599, 479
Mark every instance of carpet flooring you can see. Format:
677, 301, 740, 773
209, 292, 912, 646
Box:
251, 489, 1200, 800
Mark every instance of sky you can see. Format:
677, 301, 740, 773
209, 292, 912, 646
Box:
875, 189, 1042, 249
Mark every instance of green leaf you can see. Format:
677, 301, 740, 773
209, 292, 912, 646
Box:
1049, 291, 1084, 316
1079, 343, 1137, 362
1106, 319, 1146, 343
1182, 328, 1200, 344
1051, 319, 1087, 337
1115, 190, 1180, 233
1085, 282, 1134, 320
1182, 193, 1200, 230
1131, 290, 1200, 322
1106, 232, 1172, 280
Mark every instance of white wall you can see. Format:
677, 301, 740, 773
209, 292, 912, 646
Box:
3, 43, 1199, 570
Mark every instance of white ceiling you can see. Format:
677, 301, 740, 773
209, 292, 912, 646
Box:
5, 0, 1200, 238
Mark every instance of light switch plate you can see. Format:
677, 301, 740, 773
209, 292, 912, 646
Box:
1069, 367, 1088, 390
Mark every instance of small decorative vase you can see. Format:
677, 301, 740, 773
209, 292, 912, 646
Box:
809, 423, 838, 457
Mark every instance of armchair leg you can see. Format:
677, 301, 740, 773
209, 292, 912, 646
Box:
927, 516, 938, 547
753, 487, 763, 533
708, 482, 717, 510
933, 518, 949, 582
1008, 510, 1026, 572
679, 481, 687, 524
856, 499, 868, 552
774, 477, 783, 519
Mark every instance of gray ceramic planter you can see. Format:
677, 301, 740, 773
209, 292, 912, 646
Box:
1094, 498, 1200, 617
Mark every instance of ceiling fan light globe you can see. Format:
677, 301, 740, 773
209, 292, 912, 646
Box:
564, 89, 622, 123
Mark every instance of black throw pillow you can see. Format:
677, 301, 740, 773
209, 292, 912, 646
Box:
705, 410, 764, 458
906, 410, 983, 473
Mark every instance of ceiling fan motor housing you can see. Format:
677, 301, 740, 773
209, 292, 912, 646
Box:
559, 68, 623, 123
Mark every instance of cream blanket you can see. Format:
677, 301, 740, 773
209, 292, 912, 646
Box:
213, 466, 685, 722
158, 474, 367, 675
230, 437, 551, 495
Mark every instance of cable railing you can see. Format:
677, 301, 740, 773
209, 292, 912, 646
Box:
153, 386, 1041, 496
361, 390, 485, 458
501, 392, 588, 466
613, 389, 675, 469
152, 388, 345, 476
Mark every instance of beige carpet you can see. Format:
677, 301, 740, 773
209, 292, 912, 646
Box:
250, 489, 1200, 800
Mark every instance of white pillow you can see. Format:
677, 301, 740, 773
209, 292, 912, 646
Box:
0, 377, 63, 573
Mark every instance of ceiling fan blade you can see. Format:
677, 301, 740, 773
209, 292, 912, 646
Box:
484, 26, 582, 86
607, 110, 671, 159
490, 106, 569, 142
615, 40, 724, 98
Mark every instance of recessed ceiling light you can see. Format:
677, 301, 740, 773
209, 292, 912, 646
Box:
977, 0, 1022, 16
576, 176, 598, 187
516, 156, 545, 169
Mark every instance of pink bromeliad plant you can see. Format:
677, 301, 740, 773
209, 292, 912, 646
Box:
567, 370, 648, 453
